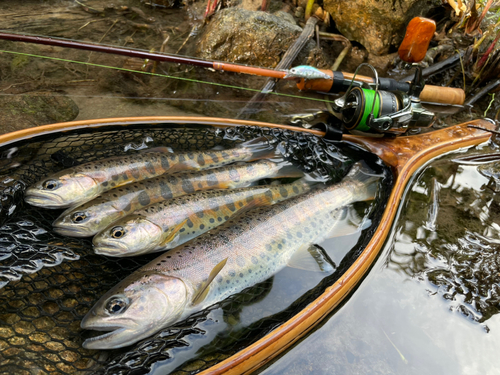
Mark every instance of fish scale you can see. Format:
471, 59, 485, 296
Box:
81, 162, 379, 350
53, 160, 300, 237
92, 178, 313, 257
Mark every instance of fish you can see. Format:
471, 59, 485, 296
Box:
53, 160, 302, 237
24, 138, 278, 209
92, 178, 315, 257
81, 162, 379, 349
284, 66, 332, 80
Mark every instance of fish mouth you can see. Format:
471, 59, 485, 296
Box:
52, 224, 95, 237
93, 242, 132, 257
24, 190, 67, 208
81, 325, 128, 350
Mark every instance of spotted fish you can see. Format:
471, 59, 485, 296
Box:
53, 160, 302, 237
92, 178, 315, 257
81, 162, 379, 349
24, 138, 278, 208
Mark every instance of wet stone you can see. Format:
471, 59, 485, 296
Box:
7, 336, 25, 346
20, 306, 40, 318
45, 341, 64, 351
0, 327, 14, 339
42, 301, 59, 315
13, 321, 36, 335
33, 316, 56, 330
60, 350, 80, 362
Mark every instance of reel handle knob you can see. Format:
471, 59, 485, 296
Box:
398, 17, 436, 64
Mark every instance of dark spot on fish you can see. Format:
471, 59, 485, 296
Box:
264, 190, 274, 201
182, 180, 195, 194
248, 269, 252, 273
293, 186, 299, 194
210, 152, 219, 164
102, 181, 108, 187
221, 151, 230, 159
265, 244, 272, 252
282, 239, 286, 244
110, 182, 116, 187
278, 244, 282, 249
205, 171, 219, 187
229, 269, 236, 277
296, 232, 302, 238
113, 194, 118, 198
160, 155, 170, 171
200, 224, 205, 230
187, 219, 194, 228
226, 202, 236, 212
251, 256, 258, 264
228, 168, 240, 183
138, 191, 150, 206
112, 173, 119, 181
123, 202, 132, 212
236, 256, 245, 267
217, 276, 223, 282
209, 218, 215, 224
167, 255, 171, 258
178, 154, 186, 163
197, 154, 206, 167
217, 217, 222, 222
304, 227, 310, 233
198, 183, 203, 189
224, 216, 229, 220
196, 211, 204, 219
144, 161, 155, 175
237, 202, 243, 208
187, 152, 195, 160
159, 180, 173, 199
226, 280, 230, 284
279, 186, 289, 198
121, 172, 129, 181
287, 232, 292, 239
180, 228, 185, 233
239, 273, 243, 278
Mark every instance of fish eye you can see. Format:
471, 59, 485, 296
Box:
43, 179, 60, 190
71, 212, 87, 223
106, 297, 129, 314
111, 226, 126, 239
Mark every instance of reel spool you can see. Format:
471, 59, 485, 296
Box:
341, 87, 402, 132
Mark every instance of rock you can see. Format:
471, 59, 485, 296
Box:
323, 0, 436, 55
196, 8, 312, 68
0, 93, 79, 135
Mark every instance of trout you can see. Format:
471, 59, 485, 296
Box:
25, 138, 277, 208
53, 160, 302, 237
92, 178, 314, 257
81, 162, 379, 349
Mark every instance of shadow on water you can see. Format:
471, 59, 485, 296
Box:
260, 139, 500, 375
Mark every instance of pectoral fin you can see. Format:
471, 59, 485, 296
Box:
325, 206, 372, 239
287, 244, 335, 273
160, 219, 188, 247
142, 146, 174, 154
191, 258, 228, 305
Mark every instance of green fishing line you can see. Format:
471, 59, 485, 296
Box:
0, 49, 333, 104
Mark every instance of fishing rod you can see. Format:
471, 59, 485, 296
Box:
0, 17, 467, 137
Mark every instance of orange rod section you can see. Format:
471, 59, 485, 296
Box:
199, 119, 495, 375
213, 62, 287, 79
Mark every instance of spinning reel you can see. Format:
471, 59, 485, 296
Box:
292, 17, 465, 139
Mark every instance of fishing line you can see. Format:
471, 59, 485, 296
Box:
0, 49, 334, 104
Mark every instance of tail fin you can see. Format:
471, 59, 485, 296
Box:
345, 161, 381, 201
239, 137, 283, 161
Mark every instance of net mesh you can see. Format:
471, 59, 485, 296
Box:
0, 123, 392, 374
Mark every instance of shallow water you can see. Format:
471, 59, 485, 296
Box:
261, 143, 500, 375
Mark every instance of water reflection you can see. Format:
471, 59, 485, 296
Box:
261, 141, 500, 375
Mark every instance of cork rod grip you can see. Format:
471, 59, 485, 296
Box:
419, 85, 465, 105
